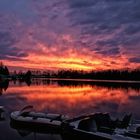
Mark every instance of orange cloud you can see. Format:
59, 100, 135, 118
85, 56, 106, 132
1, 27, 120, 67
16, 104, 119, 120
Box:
0, 0, 140, 71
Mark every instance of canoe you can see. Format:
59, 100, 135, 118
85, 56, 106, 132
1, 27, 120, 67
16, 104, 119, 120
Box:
61, 113, 140, 140
10, 118, 62, 136
10, 106, 69, 132
10, 119, 63, 137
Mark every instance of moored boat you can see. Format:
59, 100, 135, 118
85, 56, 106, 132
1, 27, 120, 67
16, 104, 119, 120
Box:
61, 113, 140, 140
10, 105, 69, 133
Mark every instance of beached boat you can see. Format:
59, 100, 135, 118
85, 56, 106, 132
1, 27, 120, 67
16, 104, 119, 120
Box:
61, 113, 140, 140
10, 105, 69, 132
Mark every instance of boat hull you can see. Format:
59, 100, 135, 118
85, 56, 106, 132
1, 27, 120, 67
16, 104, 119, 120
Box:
62, 128, 111, 140
10, 118, 61, 133
10, 111, 67, 133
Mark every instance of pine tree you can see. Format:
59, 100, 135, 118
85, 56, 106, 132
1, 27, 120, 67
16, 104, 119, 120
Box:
0, 62, 9, 76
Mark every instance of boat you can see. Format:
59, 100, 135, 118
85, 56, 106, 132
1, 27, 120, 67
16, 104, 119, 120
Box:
61, 113, 140, 140
10, 105, 69, 133
10, 119, 62, 137
10, 121, 62, 138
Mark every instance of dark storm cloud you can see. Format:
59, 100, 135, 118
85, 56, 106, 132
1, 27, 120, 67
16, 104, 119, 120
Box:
66, 0, 140, 58
96, 31, 140, 50
96, 39, 120, 48
68, 0, 140, 29
124, 24, 140, 35
95, 38, 121, 56
68, 0, 98, 8
129, 57, 140, 63
98, 48, 120, 56
0, 31, 28, 60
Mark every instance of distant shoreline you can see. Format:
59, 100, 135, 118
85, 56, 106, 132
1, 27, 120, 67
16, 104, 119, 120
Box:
1, 75, 140, 84
32, 77, 140, 84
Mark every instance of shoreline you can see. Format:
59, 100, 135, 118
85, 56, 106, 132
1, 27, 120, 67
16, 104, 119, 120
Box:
31, 77, 140, 84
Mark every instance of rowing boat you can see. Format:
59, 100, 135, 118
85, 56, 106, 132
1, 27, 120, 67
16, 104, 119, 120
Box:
61, 113, 140, 140
10, 105, 69, 132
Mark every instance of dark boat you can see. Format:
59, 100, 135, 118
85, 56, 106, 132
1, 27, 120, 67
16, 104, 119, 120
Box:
61, 113, 140, 140
10, 120, 62, 139
10, 119, 62, 136
10, 105, 69, 133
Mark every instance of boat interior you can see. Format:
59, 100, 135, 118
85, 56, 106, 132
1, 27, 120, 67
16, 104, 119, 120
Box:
68, 113, 140, 139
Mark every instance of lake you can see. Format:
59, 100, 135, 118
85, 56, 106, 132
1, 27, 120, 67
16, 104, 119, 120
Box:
0, 78, 140, 140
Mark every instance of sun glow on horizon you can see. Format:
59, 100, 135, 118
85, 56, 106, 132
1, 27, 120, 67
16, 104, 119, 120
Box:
0, 0, 140, 72
1, 42, 140, 71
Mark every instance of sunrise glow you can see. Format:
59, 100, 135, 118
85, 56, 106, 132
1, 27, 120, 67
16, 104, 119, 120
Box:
0, 1, 139, 71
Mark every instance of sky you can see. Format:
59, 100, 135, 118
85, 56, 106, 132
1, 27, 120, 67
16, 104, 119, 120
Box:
0, 0, 140, 71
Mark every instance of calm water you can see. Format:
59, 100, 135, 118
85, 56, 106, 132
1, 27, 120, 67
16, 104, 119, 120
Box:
0, 78, 140, 140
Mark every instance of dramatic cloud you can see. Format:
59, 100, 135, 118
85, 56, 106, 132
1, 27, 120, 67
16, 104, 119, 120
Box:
0, 31, 28, 61
129, 57, 140, 63
0, 0, 140, 70
67, 0, 140, 51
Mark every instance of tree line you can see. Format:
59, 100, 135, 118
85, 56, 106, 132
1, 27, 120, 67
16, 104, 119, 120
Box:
0, 62, 31, 81
0, 62, 140, 81
31, 69, 140, 81
56, 69, 140, 81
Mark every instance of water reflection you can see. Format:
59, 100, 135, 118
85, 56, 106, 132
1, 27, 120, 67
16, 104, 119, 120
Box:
0, 79, 140, 140
0, 80, 9, 95
0, 79, 140, 118
10, 119, 62, 139
1, 78, 140, 95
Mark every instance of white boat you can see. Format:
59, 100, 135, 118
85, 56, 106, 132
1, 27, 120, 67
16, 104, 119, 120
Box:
10, 105, 69, 132
61, 113, 140, 140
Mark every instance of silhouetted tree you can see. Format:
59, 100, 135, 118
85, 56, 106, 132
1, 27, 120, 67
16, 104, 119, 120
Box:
25, 70, 32, 78
0, 62, 9, 76
4, 66, 9, 75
